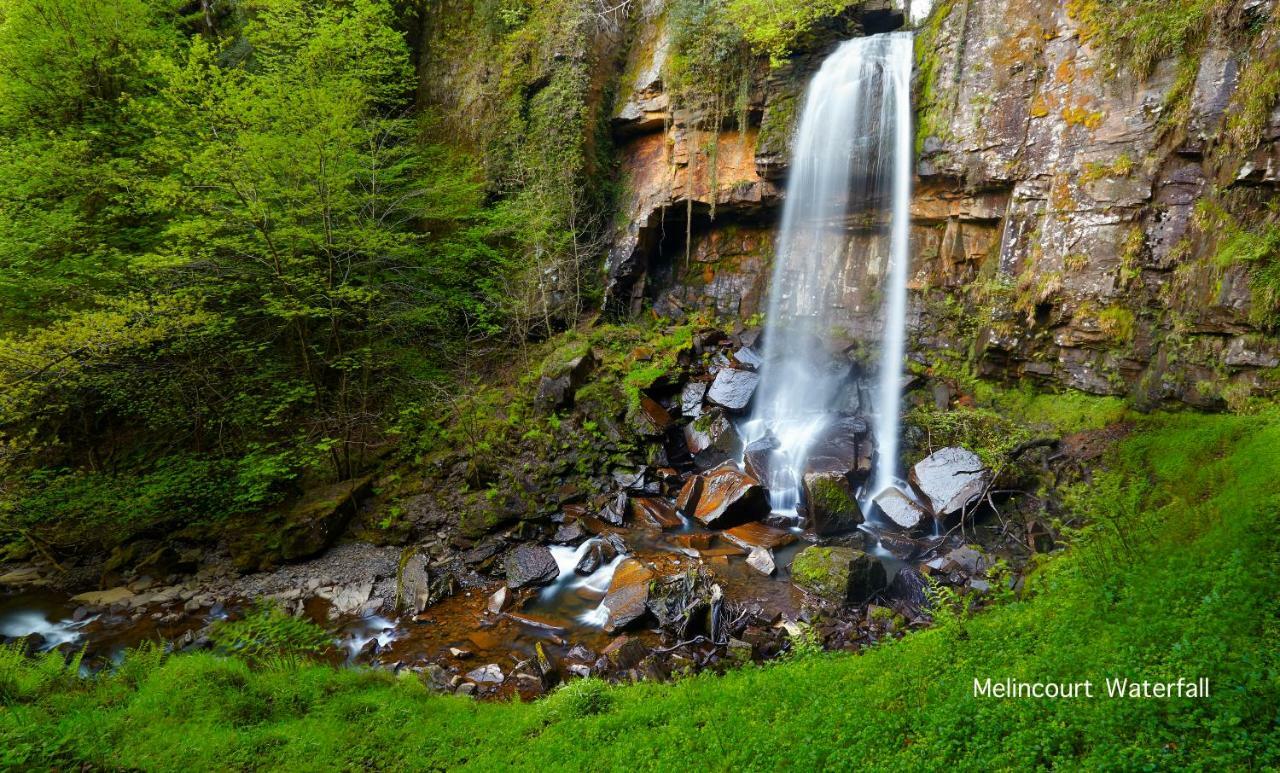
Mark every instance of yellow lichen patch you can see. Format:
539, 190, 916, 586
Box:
1030, 93, 1052, 118
1062, 104, 1104, 129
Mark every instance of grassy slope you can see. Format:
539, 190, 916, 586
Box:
3, 409, 1279, 770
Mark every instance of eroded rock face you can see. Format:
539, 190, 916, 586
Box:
790, 546, 886, 604
909, 447, 990, 517
602, 0, 1280, 407
682, 410, 744, 469
687, 464, 771, 528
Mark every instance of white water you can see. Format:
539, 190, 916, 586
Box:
750, 32, 915, 512
543, 541, 625, 628
0, 608, 93, 651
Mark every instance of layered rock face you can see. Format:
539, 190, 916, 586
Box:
604, 0, 1280, 408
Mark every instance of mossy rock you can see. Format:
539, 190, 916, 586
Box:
801, 471, 863, 536
790, 546, 885, 604
227, 476, 373, 571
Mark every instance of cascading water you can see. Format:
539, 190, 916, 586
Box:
748, 31, 915, 513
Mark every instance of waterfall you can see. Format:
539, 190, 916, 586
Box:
749, 31, 915, 512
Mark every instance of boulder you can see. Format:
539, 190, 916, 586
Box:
535, 350, 597, 412
705, 368, 760, 412
732, 347, 763, 369
887, 566, 931, 619
747, 547, 776, 576
505, 545, 560, 589
689, 464, 771, 528
789, 546, 886, 604
682, 410, 743, 469
873, 486, 929, 532
877, 532, 925, 561
552, 521, 587, 544
232, 475, 373, 570
675, 475, 703, 514
742, 435, 778, 482
465, 663, 505, 685
909, 447, 991, 516
629, 395, 674, 436
801, 471, 864, 536
629, 497, 683, 529
680, 381, 709, 419
804, 416, 872, 481
722, 522, 796, 551
601, 558, 655, 633
396, 548, 432, 614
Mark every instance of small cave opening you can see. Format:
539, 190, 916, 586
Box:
1034, 302, 1053, 327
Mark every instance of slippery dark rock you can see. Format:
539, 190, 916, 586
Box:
877, 532, 925, 561
629, 395, 674, 436
505, 545, 560, 589
790, 546, 886, 604
742, 435, 778, 482
687, 464, 771, 528
804, 416, 872, 481
629, 496, 683, 529
675, 475, 703, 514
801, 471, 863, 536
552, 521, 587, 544
873, 486, 929, 532
682, 410, 744, 469
602, 558, 655, 633
909, 447, 991, 517
887, 566, 931, 619
705, 368, 760, 413
722, 522, 796, 551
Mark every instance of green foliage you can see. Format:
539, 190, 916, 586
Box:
3, 410, 1277, 769
208, 602, 333, 661
1197, 197, 1280, 329
543, 677, 615, 720
724, 0, 857, 66
1066, 0, 1225, 76
913, 0, 956, 151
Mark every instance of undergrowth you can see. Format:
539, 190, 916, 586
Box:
2, 404, 1277, 769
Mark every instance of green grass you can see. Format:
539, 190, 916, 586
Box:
3, 409, 1279, 770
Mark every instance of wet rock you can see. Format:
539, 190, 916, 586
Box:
505, 545, 560, 589
670, 532, 714, 550
0, 566, 42, 586
680, 381, 709, 419
705, 368, 760, 413
487, 587, 512, 615
747, 547, 776, 576
682, 410, 744, 469
602, 558, 656, 633
461, 539, 505, 569
675, 476, 704, 514
742, 435, 778, 482
466, 663, 505, 684
801, 471, 864, 536
909, 447, 991, 517
733, 347, 763, 369
601, 635, 649, 670
873, 487, 929, 532
804, 416, 872, 481
629, 497, 683, 529
723, 522, 796, 551
877, 532, 925, 561
536, 350, 597, 412
575, 542, 605, 575
597, 491, 629, 526
629, 395, 674, 437
887, 566, 931, 619
790, 546, 886, 604
552, 521, 587, 544
688, 464, 770, 528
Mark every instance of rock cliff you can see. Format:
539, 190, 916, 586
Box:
602, 0, 1280, 408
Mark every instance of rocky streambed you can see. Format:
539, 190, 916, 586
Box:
0, 326, 1062, 699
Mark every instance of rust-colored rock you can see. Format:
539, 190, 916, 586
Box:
722, 522, 796, 551
675, 475, 703, 514
689, 464, 771, 528
602, 558, 656, 633
629, 496, 683, 529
